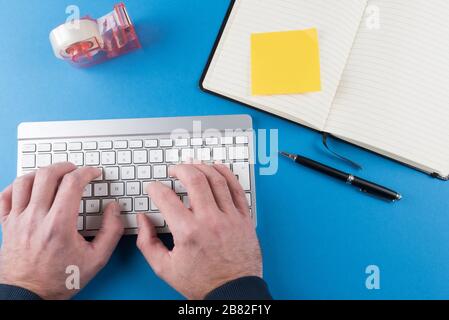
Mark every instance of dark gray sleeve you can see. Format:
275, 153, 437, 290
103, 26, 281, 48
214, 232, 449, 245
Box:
204, 276, 273, 300
0, 284, 42, 300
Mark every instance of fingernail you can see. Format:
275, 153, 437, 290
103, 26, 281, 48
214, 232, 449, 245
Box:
111, 202, 121, 216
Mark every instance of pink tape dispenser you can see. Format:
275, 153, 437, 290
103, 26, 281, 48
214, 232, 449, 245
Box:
49, 3, 141, 67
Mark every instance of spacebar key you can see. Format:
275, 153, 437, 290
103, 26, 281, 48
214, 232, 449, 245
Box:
120, 214, 138, 229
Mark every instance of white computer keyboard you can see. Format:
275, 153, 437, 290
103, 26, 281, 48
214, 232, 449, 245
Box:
17, 115, 257, 236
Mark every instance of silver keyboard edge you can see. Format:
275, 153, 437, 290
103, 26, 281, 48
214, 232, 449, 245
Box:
17, 115, 253, 140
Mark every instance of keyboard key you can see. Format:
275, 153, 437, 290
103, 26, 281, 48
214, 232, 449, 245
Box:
142, 181, 151, 195
118, 198, 133, 212
182, 195, 191, 208
144, 139, 158, 148
153, 165, 167, 179
37, 143, 51, 152
53, 153, 68, 164
213, 147, 227, 161
94, 183, 108, 197
110, 182, 125, 196
149, 150, 163, 163
83, 184, 92, 197
77, 216, 84, 231
197, 148, 211, 161
175, 139, 188, 147
245, 193, 252, 206
150, 199, 159, 211
205, 137, 219, 145
232, 162, 250, 191
120, 214, 138, 229
114, 140, 128, 149
160, 139, 173, 147
53, 142, 67, 151
104, 167, 119, 180
101, 151, 116, 165
99, 141, 113, 150
236, 136, 249, 144
83, 142, 97, 150
129, 140, 143, 149
20, 170, 36, 177
137, 166, 151, 179
101, 198, 116, 211
126, 181, 141, 196
37, 154, 51, 167
181, 148, 195, 162
160, 180, 173, 189
117, 151, 132, 164
86, 216, 103, 230
85, 152, 100, 165
22, 144, 36, 153
165, 149, 179, 162
143, 180, 171, 195
121, 166, 135, 180
93, 168, 103, 181
220, 136, 233, 145
79, 201, 84, 214
133, 150, 148, 164
134, 197, 149, 211
228, 146, 249, 160
21, 154, 35, 168
174, 180, 187, 193
191, 138, 203, 146
85, 199, 100, 213
68, 142, 82, 151
146, 213, 165, 227
69, 153, 84, 166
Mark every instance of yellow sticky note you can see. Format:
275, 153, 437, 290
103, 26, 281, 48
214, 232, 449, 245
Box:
251, 28, 321, 95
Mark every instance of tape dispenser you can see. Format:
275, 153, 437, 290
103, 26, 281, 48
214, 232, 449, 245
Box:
49, 3, 141, 67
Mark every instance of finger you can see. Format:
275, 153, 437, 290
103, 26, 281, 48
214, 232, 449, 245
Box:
11, 172, 36, 215
0, 185, 13, 222
213, 164, 250, 215
50, 166, 102, 226
90, 202, 124, 266
147, 181, 190, 234
137, 213, 171, 277
169, 164, 218, 213
29, 162, 77, 212
193, 164, 236, 214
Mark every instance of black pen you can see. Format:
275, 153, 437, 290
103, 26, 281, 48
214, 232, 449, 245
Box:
280, 151, 402, 201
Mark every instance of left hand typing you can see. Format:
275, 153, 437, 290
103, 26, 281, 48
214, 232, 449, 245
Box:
0, 163, 124, 299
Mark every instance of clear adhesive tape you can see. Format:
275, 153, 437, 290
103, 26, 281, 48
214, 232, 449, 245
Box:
49, 19, 103, 60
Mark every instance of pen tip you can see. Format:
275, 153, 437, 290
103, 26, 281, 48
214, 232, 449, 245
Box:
280, 151, 296, 160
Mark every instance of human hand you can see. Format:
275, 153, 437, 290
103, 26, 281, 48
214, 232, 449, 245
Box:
0, 163, 124, 299
136, 163, 262, 300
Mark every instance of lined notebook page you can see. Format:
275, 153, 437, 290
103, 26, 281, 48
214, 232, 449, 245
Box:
203, 0, 368, 131
325, 0, 449, 177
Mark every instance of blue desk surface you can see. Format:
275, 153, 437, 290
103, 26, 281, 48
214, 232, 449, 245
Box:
1, 0, 449, 300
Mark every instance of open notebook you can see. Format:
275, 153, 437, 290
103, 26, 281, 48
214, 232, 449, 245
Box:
201, 0, 449, 179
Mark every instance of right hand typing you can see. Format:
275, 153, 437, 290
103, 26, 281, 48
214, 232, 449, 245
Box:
136, 163, 262, 300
